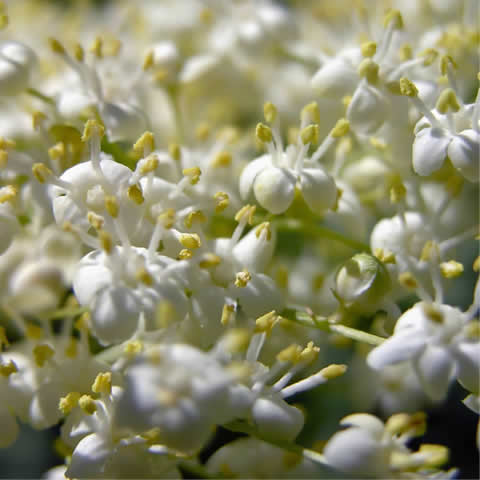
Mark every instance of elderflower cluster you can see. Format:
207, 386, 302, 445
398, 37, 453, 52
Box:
0, 0, 478, 478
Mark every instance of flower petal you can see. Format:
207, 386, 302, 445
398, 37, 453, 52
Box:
412, 127, 450, 176
299, 168, 337, 214
253, 166, 295, 214
447, 129, 480, 183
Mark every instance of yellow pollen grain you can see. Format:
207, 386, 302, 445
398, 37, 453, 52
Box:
320, 363, 347, 379
235, 269, 251, 288
127, 184, 144, 204
182, 166, 201, 185
214, 191, 229, 213
221, 303, 235, 326
398, 272, 418, 289
26, 322, 43, 340
139, 154, 159, 175
210, 151, 232, 168
277, 343, 302, 363
440, 260, 464, 278
0, 360, 17, 377
92, 372, 112, 395
361, 41, 377, 58
0, 185, 17, 203
255, 222, 272, 241
33, 344, 55, 367
78, 394, 97, 415
301, 101, 320, 124
254, 310, 278, 334
59, 392, 81, 415
256, 123, 273, 143
179, 233, 201, 249
134, 131, 155, 155
330, 118, 350, 138
104, 195, 119, 218
32, 163, 53, 184
263, 101, 277, 123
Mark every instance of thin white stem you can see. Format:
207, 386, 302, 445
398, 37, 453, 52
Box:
246, 332, 266, 363
281, 369, 328, 398
310, 135, 335, 163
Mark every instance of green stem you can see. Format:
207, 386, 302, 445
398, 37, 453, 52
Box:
25, 87, 55, 105
274, 218, 370, 251
294, 312, 385, 346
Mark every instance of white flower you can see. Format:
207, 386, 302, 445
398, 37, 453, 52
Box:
0, 41, 36, 96
73, 247, 188, 344
367, 302, 480, 401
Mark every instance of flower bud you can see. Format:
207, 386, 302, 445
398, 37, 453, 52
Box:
334, 253, 391, 313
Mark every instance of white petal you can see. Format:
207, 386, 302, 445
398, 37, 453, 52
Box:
66, 433, 112, 479
253, 167, 296, 214
452, 341, 480, 394
239, 155, 271, 201
100, 102, 148, 142
412, 127, 451, 176
323, 427, 390, 476
347, 85, 388, 135
367, 329, 426, 369
299, 168, 337, 214
447, 129, 480, 182
91, 286, 140, 344
311, 58, 357, 97
340, 414, 384, 437
252, 395, 304, 442
414, 346, 455, 401
179, 54, 220, 83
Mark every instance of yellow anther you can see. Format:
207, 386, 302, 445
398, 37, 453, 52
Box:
300, 124, 319, 145
134, 131, 155, 155
74, 43, 84, 62
263, 102, 277, 123
158, 208, 176, 229
75, 312, 91, 332
153, 69, 169, 83
223, 330, 250, 355
390, 183, 406, 204
199, 253, 222, 269
361, 41, 377, 58
124, 340, 143, 356
32, 163, 53, 184
214, 191, 229, 213
32, 111, 47, 131
358, 58, 379, 84
369, 137, 388, 150
299, 341, 320, 363
419, 48, 438, 67
399, 43, 413, 61
48, 142, 66, 162
104, 195, 119, 218
89, 36, 103, 58
0, 360, 17, 377
277, 343, 303, 363
0, 326, 9, 349
436, 88, 461, 114
383, 9, 403, 29
320, 363, 347, 380
420, 240, 439, 262
0, 185, 17, 203
136, 267, 153, 285
423, 304, 444, 323
211, 151, 232, 168
301, 101, 320, 124
184, 210, 206, 229
92, 372, 112, 395
25, 322, 43, 340
418, 444, 449, 468
473, 256, 480, 272
127, 184, 144, 204
99, 230, 113, 254
143, 50, 154, 71
179, 233, 202, 249
217, 126, 240, 145
440, 260, 464, 278
48, 37, 66, 55
374, 248, 396, 264
399, 77, 418, 97
59, 392, 81, 415
330, 118, 350, 138
440, 55, 457, 76
276, 266, 289, 289
33, 344, 55, 367
195, 122, 211, 141
235, 269, 251, 288
64, 337, 77, 358
81, 119, 105, 142
0, 137, 15, 150
255, 310, 278, 334
255, 222, 272, 241
256, 123, 273, 143
398, 272, 418, 289
386, 412, 426, 437
182, 166, 201, 185
139, 154, 159, 175
87, 211, 104, 230
221, 303, 235, 326
199, 6, 214, 24
168, 143, 181, 161
234, 204, 256, 225
342, 95, 352, 108
0, 13, 8, 30
464, 321, 480, 340
78, 395, 97, 415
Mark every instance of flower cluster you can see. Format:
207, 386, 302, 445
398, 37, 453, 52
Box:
0, 0, 478, 478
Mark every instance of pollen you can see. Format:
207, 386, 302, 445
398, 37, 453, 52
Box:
136, 267, 154, 285
221, 303, 235, 326
139, 154, 159, 175
0, 185, 17, 203
179, 233, 202, 249
330, 118, 350, 138
263, 101, 277, 123
255, 222, 272, 241
235, 269, 251, 288
168, 143, 181, 161
440, 260, 464, 279
301, 101, 320, 124
92, 372, 112, 395
184, 210, 207, 229
59, 392, 81, 415
64, 337, 78, 358
195, 122, 211, 141
104, 195, 119, 218
48, 37, 66, 55
0, 360, 17, 377
436, 88, 460, 114
277, 343, 302, 363
158, 208, 176, 229
127, 184, 144, 204
361, 41, 377, 58
358, 58, 379, 84
25, 322, 43, 340
214, 191, 230, 213
87, 211, 104, 230
199, 252, 222, 269
32, 163, 53, 184
81, 119, 105, 142
399, 77, 418, 97
210, 151, 232, 168
78, 394, 97, 415
33, 344, 55, 367
319, 363, 347, 380
256, 123, 273, 143
234, 204, 256, 225
99, 230, 113, 254
398, 272, 418, 289
134, 131, 155, 156
254, 310, 278, 334
182, 166, 201, 185
177, 248, 192, 260
300, 124, 319, 145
